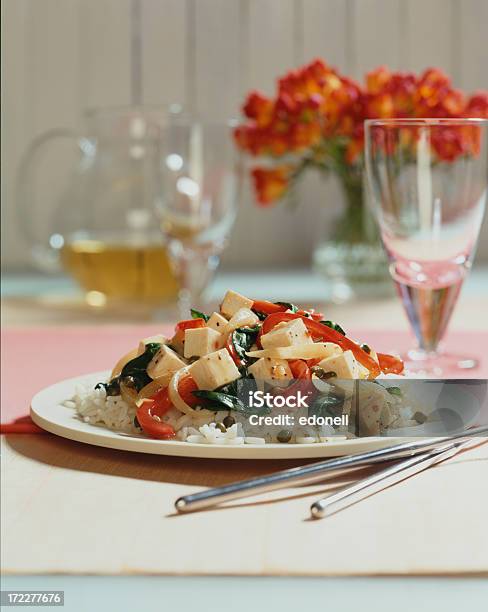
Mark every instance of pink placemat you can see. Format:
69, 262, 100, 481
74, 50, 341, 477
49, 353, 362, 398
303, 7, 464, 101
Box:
1, 325, 171, 429
1, 326, 487, 429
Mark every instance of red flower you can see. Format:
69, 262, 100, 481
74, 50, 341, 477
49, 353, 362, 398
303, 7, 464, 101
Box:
235, 58, 488, 206
242, 91, 274, 126
461, 92, 488, 155
414, 68, 465, 117
251, 167, 292, 205
366, 66, 391, 95
465, 92, 488, 118
365, 69, 417, 119
431, 127, 465, 162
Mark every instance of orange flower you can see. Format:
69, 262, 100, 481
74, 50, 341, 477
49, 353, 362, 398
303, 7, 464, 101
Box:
465, 92, 488, 118
414, 68, 465, 117
251, 166, 292, 206
416, 68, 449, 93
366, 66, 391, 95
236, 59, 488, 207
242, 91, 274, 127
462, 93, 488, 155
279, 59, 331, 100
366, 92, 395, 118
233, 123, 265, 155
431, 127, 465, 162
289, 121, 322, 149
389, 73, 416, 116
365, 70, 416, 119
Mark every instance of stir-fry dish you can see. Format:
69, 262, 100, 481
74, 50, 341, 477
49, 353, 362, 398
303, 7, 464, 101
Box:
68, 290, 413, 445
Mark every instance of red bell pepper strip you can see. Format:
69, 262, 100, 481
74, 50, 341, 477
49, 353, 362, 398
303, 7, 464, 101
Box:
377, 353, 405, 375
252, 301, 324, 322
139, 376, 201, 433
174, 318, 206, 333
150, 387, 174, 418
226, 334, 242, 367
289, 359, 312, 380
136, 398, 176, 439
261, 312, 381, 378
252, 300, 286, 315
172, 318, 206, 349
296, 309, 324, 322
278, 359, 313, 401
306, 358, 322, 368
177, 374, 200, 407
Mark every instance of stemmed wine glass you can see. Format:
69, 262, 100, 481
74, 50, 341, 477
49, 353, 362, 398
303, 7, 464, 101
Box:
157, 116, 242, 317
365, 118, 487, 376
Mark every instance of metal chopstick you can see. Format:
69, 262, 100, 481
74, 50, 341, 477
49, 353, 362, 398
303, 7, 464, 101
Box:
310, 438, 476, 519
174, 425, 488, 513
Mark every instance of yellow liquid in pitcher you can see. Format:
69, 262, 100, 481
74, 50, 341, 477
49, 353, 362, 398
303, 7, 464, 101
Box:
61, 239, 179, 303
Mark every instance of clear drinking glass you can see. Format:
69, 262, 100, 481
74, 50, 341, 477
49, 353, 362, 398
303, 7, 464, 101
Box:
365, 118, 487, 376
157, 117, 241, 316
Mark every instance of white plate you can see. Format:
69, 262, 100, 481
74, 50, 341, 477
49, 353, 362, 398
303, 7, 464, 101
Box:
31, 370, 407, 459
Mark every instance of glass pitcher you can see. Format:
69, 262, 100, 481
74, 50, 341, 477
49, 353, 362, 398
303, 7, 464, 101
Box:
17, 106, 179, 306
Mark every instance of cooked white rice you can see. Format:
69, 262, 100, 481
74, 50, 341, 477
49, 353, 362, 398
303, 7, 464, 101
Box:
64, 382, 355, 444
65, 376, 418, 445
65, 384, 138, 433
64, 383, 266, 444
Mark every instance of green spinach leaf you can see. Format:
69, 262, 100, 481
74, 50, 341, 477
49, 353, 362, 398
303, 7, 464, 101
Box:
119, 342, 162, 391
193, 377, 270, 416
308, 389, 345, 419
190, 308, 209, 322
192, 390, 247, 412
275, 301, 298, 313
231, 326, 260, 366
321, 320, 346, 336
95, 379, 121, 396
251, 309, 268, 321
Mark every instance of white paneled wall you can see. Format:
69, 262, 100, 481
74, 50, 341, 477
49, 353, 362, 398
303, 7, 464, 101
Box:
2, 0, 488, 271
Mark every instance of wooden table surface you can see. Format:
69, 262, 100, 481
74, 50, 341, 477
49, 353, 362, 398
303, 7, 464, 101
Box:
2, 433, 487, 576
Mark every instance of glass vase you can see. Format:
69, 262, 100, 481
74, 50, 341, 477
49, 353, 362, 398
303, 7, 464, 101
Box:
313, 168, 393, 302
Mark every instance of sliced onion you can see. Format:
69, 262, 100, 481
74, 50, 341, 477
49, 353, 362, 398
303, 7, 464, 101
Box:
247, 342, 342, 361
168, 367, 196, 415
111, 348, 138, 378
119, 381, 138, 407
192, 409, 216, 424
137, 379, 166, 402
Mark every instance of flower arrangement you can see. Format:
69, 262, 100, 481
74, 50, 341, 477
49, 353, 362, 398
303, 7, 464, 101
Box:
234, 59, 488, 214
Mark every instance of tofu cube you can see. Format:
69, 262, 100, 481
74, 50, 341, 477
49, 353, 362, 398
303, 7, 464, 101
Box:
137, 334, 168, 355
184, 327, 224, 359
318, 350, 360, 379
207, 312, 228, 333
147, 345, 186, 380
189, 349, 241, 390
357, 387, 386, 435
260, 318, 313, 350
220, 290, 254, 319
357, 363, 370, 379
248, 357, 293, 388
225, 308, 259, 333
